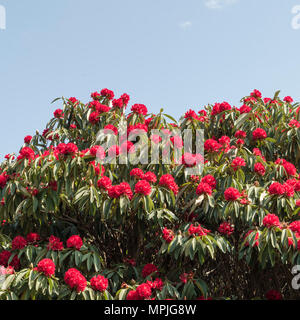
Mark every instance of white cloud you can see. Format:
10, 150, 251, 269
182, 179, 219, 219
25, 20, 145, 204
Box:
179, 21, 192, 29
204, 0, 238, 9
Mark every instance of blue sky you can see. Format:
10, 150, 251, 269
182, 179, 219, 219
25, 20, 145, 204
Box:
1, 0, 300, 158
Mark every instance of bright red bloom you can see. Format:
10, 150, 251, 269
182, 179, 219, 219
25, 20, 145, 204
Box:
101, 88, 114, 100
26, 233, 40, 243
19, 147, 35, 160
120, 93, 130, 106
69, 97, 78, 105
127, 290, 140, 300
135, 180, 152, 196
283, 96, 293, 103
204, 139, 221, 153
130, 168, 144, 180
252, 128, 267, 140
91, 92, 101, 100
196, 182, 212, 196
37, 258, 55, 277
184, 109, 199, 120
143, 172, 157, 184
0, 174, 8, 189
142, 263, 158, 278
136, 283, 152, 299
235, 130, 246, 139
218, 222, 234, 236
12, 236, 27, 250
201, 175, 216, 189
265, 290, 282, 300
57, 143, 78, 156
250, 89, 262, 99
224, 187, 241, 201
67, 235, 83, 250
268, 182, 285, 196
90, 275, 109, 292
289, 221, 300, 234
97, 177, 112, 190
89, 111, 100, 124
288, 119, 300, 128
54, 109, 63, 118
64, 268, 87, 293
131, 104, 148, 115
239, 104, 252, 114
231, 157, 246, 171
188, 224, 210, 236
47, 235, 64, 251
108, 182, 133, 199
24, 135, 32, 144
90, 145, 105, 159
159, 174, 179, 195
104, 124, 118, 135
162, 228, 174, 243
263, 214, 280, 228
147, 278, 164, 291
0, 250, 20, 269
254, 163, 265, 176
283, 162, 297, 176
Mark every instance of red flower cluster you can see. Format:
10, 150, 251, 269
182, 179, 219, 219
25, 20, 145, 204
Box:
12, 236, 27, 250
204, 139, 221, 153
64, 268, 87, 292
188, 224, 210, 237
67, 235, 83, 250
252, 128, 267, 140
142, 263, 158, 278
159, 174, 179, 195
90, 275, 109, 292
262, 214, 280, 228
47, 235, 64, 251
18, 147, 35, 160
134, 180, 152, 196
0, 173, 8, 189
108, 182, 133, 199
224, 187, 241, 201
0, 250, 20, 269
218, 222, 234, 236
130, 168, 144, 180
97, 176, 112, 190
201, 175, 216, 189
24, 135, 32, 144
231, 157, 246, 171
196, 182, 212, 196
268, 182, 294, 197
26, 233, 40, 243
57, 143, 78, 156
101, 88, 114, 100
131, 104, 148, 115
254, 162, 266, 176
36, 258, 55, 277
162, 228, 174, 243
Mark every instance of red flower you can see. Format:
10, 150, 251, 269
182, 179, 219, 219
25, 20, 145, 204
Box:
268, 182, 285, 196
100, 88, 114, 100
0, 174, 8, 189
239, 104, 252, 114
91, 92, 101, 100
135, 180, 152, 196
47, 235, 64, 251
108, 145, 120, 158
104, 124, 118, 135
108, 182, 133, 199
18, 147, 35, 160
196, 182, 212, 196
231, 157, 246, 171
265, 290, 282, 300
204, 139, 221, 153
54, 109, 64, 118
130, 168, 144, 180
283, 162, 297, 176
120, 93, 130, 106
12, 236, 27, 250
24, 135, 32, 144
224, 187, 241, 201
37, 258, 55, 277
89, 111, 100, 124
254, 163, 265, 176
120, 141, 135, 154
67, 235, 83, 250
235, 130, 246, 139
57, 143, 78, 156
252, 128, 267, 140
288, 119, 300, 128
143, 172, 157, 184
201, 175, 216, 189
90, 275, 108, 292
26, 233, 40, 243
142, 263, 158, 278
131, 104, 148, 115
64, 268, 87, 293
90, 145, 105, 159
69, 97, 78, 105
97, 177, 112, 190
162, 228, 174, 243
263, 214, 280, 228
289, 221, 300, 234
0, 250, 20, 269
159, 174, 179, 195
127, 290, 140, 300
296, 199, 300, 207
188, 224, 210, 236
136, 283, 152, 299
147, 278, 164, 291
184, 109, 199, 121
283, 96, 293, 103
250, 89, 262, 99
218, 222, 234, 236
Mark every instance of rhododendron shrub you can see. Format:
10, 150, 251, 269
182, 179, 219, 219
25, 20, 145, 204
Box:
0, 89, 300, 300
